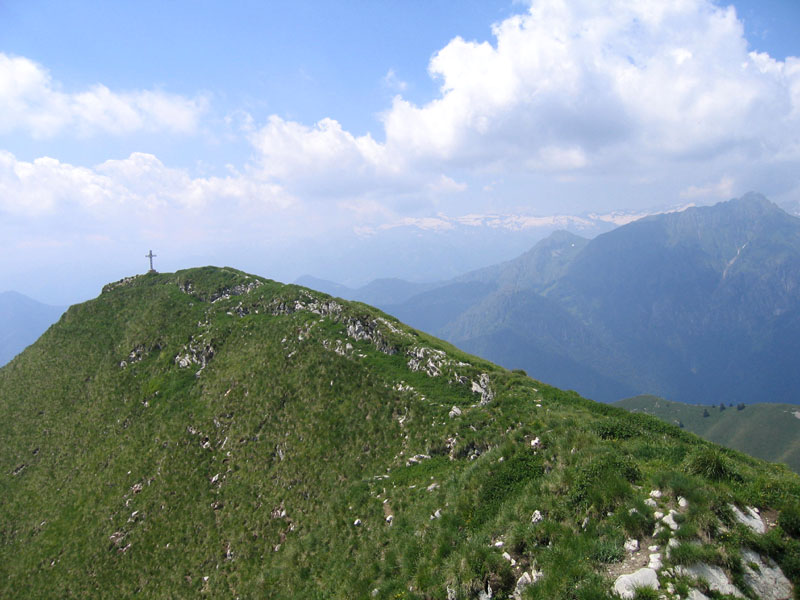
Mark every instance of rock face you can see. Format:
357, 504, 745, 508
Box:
741, 548, 793, 600
675, 563, 744, 598
613, 568, 659, 599
729, 504, 766, 534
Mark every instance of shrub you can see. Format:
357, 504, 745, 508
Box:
779, 504, 800, 539
684, 447, 740, 482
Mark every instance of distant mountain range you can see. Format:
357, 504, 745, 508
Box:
302, 193, 800, 405
0, 291, 65, 366
615, 395, 800, 474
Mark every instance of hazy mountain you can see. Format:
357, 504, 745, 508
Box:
2, 266, 796, 598
345, 193, 800, 405
0, 291, 66, 366
615, 395, 800, 474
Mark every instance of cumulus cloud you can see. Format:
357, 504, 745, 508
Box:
0, 53, 206, 137
0, 151, 292, 233
247, 0, 800, 205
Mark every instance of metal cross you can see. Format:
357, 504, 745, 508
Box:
146, 250, 157, 273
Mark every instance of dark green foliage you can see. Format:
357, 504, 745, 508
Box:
684, 446, 741, 482
473, 452, 544, 526
779, 504, 800, 539
570, 452, 640, 512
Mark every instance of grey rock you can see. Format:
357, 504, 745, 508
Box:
729, 504, 766, 534
675, 563, 744, 598
741, 548, 792, 600
624, 538, 639, 553
613, 568, 659, 599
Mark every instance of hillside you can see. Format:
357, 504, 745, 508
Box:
0, 291, 66, 366
1, 267, 799, 599
352, 193, 800, 405
615, 395, 800, 474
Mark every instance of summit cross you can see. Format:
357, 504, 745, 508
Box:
146, 250, 157, 273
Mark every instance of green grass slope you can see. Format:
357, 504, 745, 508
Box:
1, 267, 799, 599
615, 395, 800, 474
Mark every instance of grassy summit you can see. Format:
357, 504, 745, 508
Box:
1, 267, 798, 598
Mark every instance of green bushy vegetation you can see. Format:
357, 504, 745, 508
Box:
0, 267, 798, 598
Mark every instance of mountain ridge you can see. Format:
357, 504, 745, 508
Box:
319, 193, 800, 405
1, 266, 798, 598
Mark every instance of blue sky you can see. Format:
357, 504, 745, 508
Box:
1, 0, 799, 303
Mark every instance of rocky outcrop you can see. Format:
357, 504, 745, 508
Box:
613, 568, 659, 599
471, 373, 494, 405
675, 563, 744, 597
729, 504, 766, 534
741, 548, 793, 600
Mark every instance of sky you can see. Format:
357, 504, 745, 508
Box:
1, 0, 799, 304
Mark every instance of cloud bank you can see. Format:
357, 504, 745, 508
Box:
2, 0, 800, 301
0, 53, 206, 137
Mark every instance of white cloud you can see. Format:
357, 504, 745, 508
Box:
680, 176, 735, 199
246, 0, 800, 208
0, 53, 206, 138
382, 69, 407, 91
0, 151, 292, 228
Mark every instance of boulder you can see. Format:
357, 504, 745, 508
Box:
624, 538, 639, 553
613, 568, 659, 599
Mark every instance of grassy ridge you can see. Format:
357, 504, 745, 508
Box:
1, 267, 799, 598
615, 395, 800, 474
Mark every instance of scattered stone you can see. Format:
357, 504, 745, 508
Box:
662, 509, 680, 531
353, 519, 362, 526
678, 496, 689, 508
645, 498, 658, 508
426, 482, 439, 492
729, 504, 766, 534
385, 515, 393, 524
648, 545, 659, 552
513, 572, 533, 599
502, 551, 516, 566
687, 590, 711, 600
530, 437, 542, 449
654, 511, 664, 520
649, 490, 662, 499
741, 548, 792, 600
448, 406, 462, 418
494, 540, 504, 548
531, 510, 543, 524
624, 539, 639, 553
648, 553, 662, 570
613, 568, 659, 599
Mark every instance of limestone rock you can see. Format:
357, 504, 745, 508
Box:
675, 563, 744, 598
729, 504, 766, 534
648, 553, 662, 570
613, 568, 659, 599
662, 509, 680, 531
513, 572, 533, 599
624, 538, 639, 553
741, 548, 793, 600
448, 405, 462, 418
